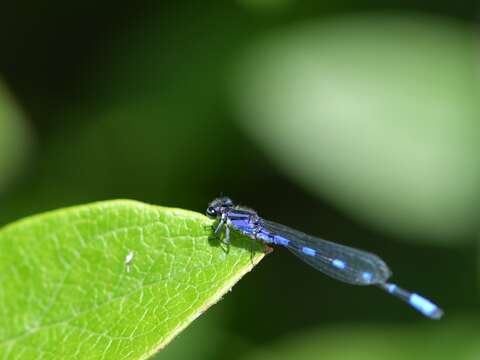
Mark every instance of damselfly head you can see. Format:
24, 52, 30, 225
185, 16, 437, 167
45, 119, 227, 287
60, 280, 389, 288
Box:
206, 197, 233, 218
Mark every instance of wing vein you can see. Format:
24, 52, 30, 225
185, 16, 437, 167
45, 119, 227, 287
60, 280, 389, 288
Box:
262, 220, 391, 285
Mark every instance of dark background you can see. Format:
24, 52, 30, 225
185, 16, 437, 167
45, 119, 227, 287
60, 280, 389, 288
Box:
0, 1, 478, 359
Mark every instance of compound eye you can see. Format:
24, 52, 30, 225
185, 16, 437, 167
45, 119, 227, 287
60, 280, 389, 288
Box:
206, 207, 216, 218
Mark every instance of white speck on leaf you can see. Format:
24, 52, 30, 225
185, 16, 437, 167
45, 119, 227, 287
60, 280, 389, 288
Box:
125, 250, 134, 272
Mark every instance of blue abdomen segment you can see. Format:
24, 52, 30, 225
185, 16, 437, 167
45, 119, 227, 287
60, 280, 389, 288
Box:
301, 246, 316, 256
379, 283, 443, 319
273, 235, 290, 246
409, 293, 442, 319
255, 229, 291, 246
332, 259, 346, 269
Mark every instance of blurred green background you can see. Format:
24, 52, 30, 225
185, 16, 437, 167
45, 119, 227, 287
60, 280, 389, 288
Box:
0, 1, 478, 359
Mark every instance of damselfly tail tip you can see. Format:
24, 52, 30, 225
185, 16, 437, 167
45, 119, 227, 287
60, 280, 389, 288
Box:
409, 293, 444, 320
378, 282, 444, 320
429, 307, 444, 320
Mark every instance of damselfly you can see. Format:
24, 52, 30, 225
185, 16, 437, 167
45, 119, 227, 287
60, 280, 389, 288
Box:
206, 197, 443, 319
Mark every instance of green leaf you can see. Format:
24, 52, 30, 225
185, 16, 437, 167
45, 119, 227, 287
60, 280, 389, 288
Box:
233, 13, 480, 243
0, 200, 265, 359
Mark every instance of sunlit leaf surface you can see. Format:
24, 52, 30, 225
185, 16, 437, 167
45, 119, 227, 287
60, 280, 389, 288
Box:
0, 200, 264, 359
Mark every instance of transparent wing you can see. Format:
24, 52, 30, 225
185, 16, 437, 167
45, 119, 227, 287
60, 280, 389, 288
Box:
262, 220, 392, 285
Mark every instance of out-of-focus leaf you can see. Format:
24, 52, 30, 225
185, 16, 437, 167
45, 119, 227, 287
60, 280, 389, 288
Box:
0, 200, 264, 359
240, 321, 480, 360
233, 13, 480, 243
0, 80, 31, 193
